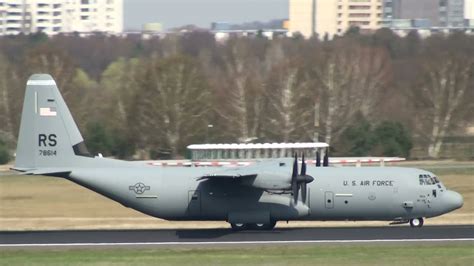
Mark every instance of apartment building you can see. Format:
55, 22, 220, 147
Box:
439, 0, 465, 27
0, 0, 123, 36
467, 0, 474, 20
385, 0, 467, 27
289, 0, 383, 39
289, 0, 315, 37
386, 0, 439, 26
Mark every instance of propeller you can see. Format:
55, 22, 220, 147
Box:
291, 153, 314, 204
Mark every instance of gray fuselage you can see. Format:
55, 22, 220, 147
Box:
65, 157, 463, 223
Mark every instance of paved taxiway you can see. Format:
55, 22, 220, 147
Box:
1, 225, 473, 248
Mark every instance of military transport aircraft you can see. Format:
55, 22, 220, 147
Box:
13, 74, 464, 230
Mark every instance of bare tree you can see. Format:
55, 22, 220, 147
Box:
22, 45, 77, 92
133, 55, 212, 157
0, 54, 14, 139
414, 37, 474, 158
213, 38, 268, 143
262, 42, 313, 142
311, 39, 391, 145
100, 57, 141, 127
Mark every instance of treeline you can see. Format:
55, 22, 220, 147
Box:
0, 29, 473, 162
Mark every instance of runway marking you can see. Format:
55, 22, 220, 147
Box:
1, 238, 473, 248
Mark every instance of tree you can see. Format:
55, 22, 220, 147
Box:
310, 38, 391, 145
413, 34, 474, 158
262, 42, 313, 142
212, 38, 269, 143
22, 44, 77, 91
0, 53, 15, 140
85, 121, 114, 156
0, 139, 10, 165
373, 121, 412, 158
100, 57, 141, 127
95, 57, 143, 158
337, 117, 376, 156
337, 119, 412, 157
133, 54, 212, 158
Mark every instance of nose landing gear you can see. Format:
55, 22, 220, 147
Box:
409, 217, 424, 228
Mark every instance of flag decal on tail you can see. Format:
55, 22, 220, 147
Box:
39, 107, 57, 117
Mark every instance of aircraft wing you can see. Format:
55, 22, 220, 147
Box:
197, 158, 293, 190
197, 169, 257, 181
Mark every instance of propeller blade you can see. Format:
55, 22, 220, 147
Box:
316, 151, 321, 167
323, 148, 329, 167
293, 183, 299, 204
301, 153, 306, 176
301, 182, 307, 203
292, 153, 298, 204
292, 153, 298, 179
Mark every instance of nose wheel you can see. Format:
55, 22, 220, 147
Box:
409, 217, 424, 228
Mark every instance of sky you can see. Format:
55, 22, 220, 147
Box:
124, 0, 288, 30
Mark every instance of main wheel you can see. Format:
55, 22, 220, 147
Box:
409, 218, 424, 228
253, 221, 277, 230
230, 223, 247, 231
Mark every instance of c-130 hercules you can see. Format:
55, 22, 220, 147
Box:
13, 74, 463, 230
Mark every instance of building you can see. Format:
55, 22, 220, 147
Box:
289, 0, 383, 39
0, 0, 123, 36
387, 0, 439, 26
439, 0, 465, 27
210, 20, 289, 42
289, 0, 314, 38
382, 0, 473, 37
385, 0, 467, 27
467, 0, 474, 20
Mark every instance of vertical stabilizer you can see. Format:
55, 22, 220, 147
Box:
14, 74, 90, 170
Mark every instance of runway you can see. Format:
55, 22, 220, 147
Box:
1, 225, 473, 248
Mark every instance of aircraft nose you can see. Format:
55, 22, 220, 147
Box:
444, 191, 463, 212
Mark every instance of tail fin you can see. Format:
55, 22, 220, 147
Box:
14, 74, 91, 171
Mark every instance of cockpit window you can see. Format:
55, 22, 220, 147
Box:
419, 174, 436, 186
427, 176, 434, 185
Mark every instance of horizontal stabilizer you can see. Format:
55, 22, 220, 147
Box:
11, 167, 71, 178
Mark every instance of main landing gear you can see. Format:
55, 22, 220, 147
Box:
230, 221, 277, 231
409, 217, 424, 228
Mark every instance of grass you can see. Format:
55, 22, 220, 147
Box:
1, 244, 473, 266
0, 163, 472, 230
421, 167, 474, 176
